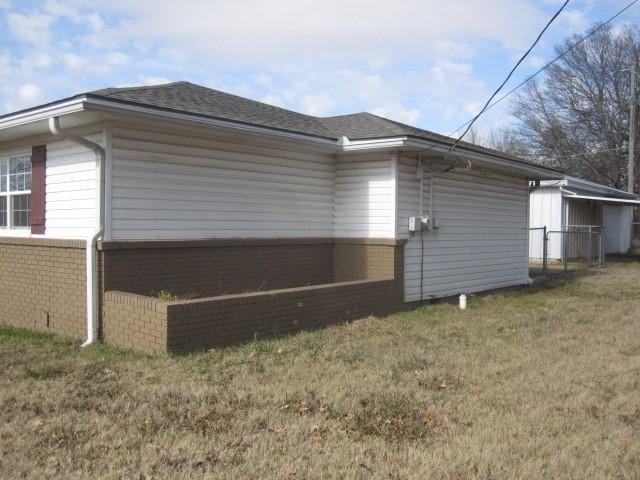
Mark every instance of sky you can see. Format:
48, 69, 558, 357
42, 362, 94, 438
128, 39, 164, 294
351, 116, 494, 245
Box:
0, 0, 638, 137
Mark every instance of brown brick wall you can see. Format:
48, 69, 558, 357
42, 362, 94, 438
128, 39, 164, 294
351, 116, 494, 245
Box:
165, 278, 402, 352
0, 237, 86, 339
101, 239, 406, 353
103, 291, 168, 354
333, 239, 400, 281
99, 239, 335, 298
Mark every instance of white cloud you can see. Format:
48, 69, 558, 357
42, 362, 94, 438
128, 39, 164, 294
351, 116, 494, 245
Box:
62, 51, 129, 73
96, 0, 549, 66
7, 12, 55, 47
62, 52, 87, 70
300, 93, 335, 116
116, 75, 172, 88
17, 83, 42, 102
370, 105, 421, 125
42, 1, 105, 31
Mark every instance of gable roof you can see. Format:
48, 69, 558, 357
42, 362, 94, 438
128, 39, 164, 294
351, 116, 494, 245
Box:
85, 81, 522, 160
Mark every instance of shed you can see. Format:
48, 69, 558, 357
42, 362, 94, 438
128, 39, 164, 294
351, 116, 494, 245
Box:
0, 82, 560, 353
529, 176, 640, 262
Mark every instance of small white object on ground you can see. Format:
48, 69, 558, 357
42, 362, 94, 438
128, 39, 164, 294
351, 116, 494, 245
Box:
459, 294, 467, 310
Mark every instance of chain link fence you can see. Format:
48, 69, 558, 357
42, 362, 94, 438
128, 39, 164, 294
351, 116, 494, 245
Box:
529, 225, 605, 276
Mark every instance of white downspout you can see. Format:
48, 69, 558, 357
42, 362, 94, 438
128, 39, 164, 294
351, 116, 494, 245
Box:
48, 117, 105, 347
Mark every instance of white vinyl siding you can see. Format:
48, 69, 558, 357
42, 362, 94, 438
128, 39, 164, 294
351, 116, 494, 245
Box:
528, 187, 563, 259
400, 158, 529, 302
333, 153, 396, 238
110, 125, 335, 239
45, 136, 99, 239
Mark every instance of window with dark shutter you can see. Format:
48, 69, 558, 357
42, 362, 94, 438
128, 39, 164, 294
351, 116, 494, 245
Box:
29, 145, 46, 234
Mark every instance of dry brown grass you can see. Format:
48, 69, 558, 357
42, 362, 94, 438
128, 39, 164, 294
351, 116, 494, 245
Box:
2, 259, 640, 479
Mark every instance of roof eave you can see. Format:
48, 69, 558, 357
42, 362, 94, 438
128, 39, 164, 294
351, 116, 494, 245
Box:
404, 138, 562, 179
0, 96, 88, 131
561, 192, 640, 205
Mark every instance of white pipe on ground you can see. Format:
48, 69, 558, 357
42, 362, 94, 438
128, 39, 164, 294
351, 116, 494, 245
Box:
459, 294, 467, 310
48, 117, 105, 347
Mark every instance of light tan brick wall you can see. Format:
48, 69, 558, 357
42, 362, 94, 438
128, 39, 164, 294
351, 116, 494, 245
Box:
103, 291, 168, 354
0, 237, 86, 339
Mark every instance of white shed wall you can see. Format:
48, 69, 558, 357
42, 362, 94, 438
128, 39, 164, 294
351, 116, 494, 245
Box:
400, 157, 529, 302
528, 187, 563, 260
333, 153, 396, 238
603, 204, 633, 254
110, 124, 336, 239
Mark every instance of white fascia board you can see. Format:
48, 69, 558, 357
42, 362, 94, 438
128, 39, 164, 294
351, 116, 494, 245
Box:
540, 179, 568, 187
405, 138, 561, 179
340, 137, 408, 152
0, 97, 87, 131
83, 97, 340, 150
561, 192, 640, 205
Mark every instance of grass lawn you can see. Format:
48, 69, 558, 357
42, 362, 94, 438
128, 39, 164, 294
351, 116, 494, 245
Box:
1, 259, 640, 479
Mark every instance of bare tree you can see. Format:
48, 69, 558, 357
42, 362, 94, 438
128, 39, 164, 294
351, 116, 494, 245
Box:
486, 128, 530, 157
510, 24, 640, 190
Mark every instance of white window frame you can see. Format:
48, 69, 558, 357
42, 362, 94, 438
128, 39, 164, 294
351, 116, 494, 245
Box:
0, 154, 32, 230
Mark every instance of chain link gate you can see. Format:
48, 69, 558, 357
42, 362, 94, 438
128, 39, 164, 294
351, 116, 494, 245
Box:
529, 225, 605, 275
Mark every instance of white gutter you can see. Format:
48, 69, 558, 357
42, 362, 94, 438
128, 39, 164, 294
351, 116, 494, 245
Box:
0, 98, 86, 131
561, 190, 640, 205
48, 117, 105, 347
405, 138, 562, 179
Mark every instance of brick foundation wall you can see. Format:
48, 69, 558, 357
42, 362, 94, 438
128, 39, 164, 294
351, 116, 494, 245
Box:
99, 239, 335, 297
101, 239, 406, 353
0, 237, 86, 339
333, 239, 401, 281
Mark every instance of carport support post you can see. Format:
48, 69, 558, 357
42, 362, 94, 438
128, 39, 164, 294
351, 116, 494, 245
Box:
563, 231, 568, 273
543, 226, 548, 273
587, 226, 593, 267
600, 226, 605, 266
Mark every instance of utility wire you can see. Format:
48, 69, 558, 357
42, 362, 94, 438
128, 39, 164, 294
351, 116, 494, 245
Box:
449, 0, 640, 138
448, 0, 570, 152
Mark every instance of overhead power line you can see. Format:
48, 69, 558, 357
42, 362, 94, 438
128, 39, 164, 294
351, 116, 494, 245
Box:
448, 0, 640, 138
448, 0, 570, 152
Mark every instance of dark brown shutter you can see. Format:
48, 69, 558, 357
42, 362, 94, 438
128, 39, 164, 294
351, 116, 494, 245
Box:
30, 145, 46, 234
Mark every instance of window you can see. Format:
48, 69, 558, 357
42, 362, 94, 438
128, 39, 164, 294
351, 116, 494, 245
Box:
0, 155, 32, 229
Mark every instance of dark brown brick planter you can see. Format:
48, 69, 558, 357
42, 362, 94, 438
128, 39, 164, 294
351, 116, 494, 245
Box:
104, 277, 402, 354
101, 238, 405, 354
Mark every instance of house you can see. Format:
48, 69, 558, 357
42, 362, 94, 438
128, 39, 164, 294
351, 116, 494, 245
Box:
529, 176, 640, 262
0, 81, 560, 353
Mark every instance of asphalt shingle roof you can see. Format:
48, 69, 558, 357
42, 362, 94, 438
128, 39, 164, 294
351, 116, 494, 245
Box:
82, 81, 562, 171
87, 81, 493, 151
